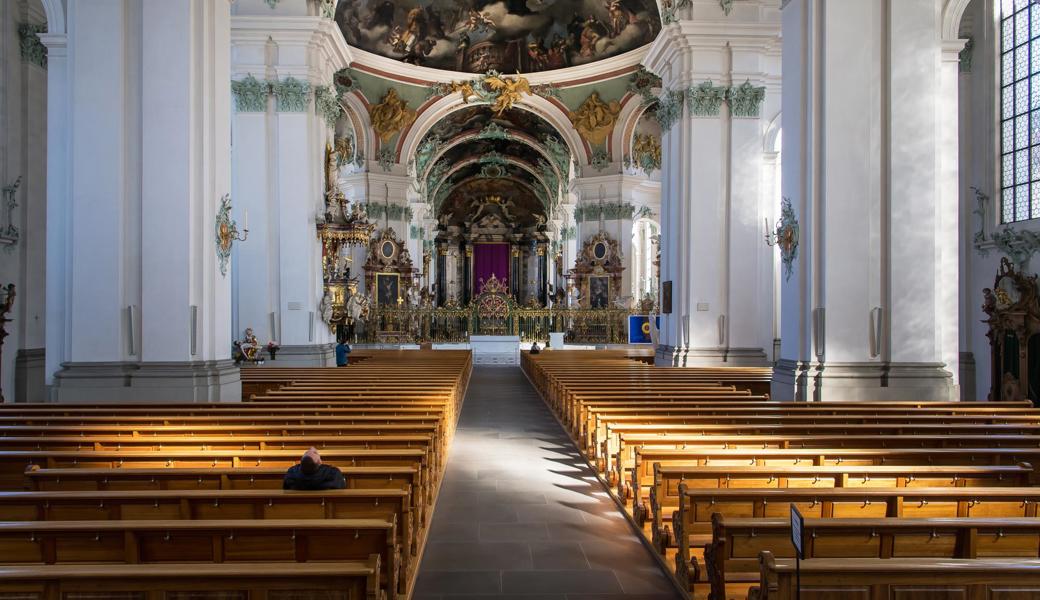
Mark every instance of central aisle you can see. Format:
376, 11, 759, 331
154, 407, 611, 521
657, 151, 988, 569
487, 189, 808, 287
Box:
413, 366, 682, 600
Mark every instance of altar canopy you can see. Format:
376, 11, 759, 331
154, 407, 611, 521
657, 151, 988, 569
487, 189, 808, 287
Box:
473, 243, 510, 295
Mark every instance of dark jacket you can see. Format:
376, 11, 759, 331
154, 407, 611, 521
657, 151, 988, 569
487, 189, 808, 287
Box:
336, 343, 351, 367
282, 463, 346, 490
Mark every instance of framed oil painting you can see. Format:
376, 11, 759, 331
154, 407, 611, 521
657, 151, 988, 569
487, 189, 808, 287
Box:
376, 272, 400, 307
661, 280, 672, 314
590, 276, 610, 309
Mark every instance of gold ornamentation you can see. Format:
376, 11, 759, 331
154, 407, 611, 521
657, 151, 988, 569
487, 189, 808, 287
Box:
447, 81, 479, 103
334, 135, 354, 165
569, 91, 622, 145
483, 74, 532, 116
632, 133, 662, 172
368, 89, 416, 143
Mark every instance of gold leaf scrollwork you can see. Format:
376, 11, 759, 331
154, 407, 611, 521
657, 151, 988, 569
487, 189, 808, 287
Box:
368, 89, 416, 143
569, 91, 622, 145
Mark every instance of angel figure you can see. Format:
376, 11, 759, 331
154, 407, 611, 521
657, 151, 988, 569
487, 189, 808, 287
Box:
484, 74, 532, 116
460, 10, 496, 34
982, 288, 996, 317
319, 289, 334, 325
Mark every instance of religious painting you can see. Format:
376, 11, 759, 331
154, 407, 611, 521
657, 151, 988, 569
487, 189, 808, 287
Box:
593, 240, 608, 261
335, 0, 661, 75
590, 276, 610, 309
661, 280, 672, 314
376, 272, 400, 306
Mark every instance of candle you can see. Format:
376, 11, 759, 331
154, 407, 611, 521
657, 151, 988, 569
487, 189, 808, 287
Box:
243, 208, 249, 231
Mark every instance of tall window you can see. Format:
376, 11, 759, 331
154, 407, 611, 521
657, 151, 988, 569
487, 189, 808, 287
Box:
1001, 0, 1040, 222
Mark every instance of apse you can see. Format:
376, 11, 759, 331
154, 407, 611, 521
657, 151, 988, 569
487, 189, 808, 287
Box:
334, 0, 662, 74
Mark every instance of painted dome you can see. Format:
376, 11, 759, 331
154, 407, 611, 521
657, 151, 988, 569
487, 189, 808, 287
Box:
334, 0, 661, 74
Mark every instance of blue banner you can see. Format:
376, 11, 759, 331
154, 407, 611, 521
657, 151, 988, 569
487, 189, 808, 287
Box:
628, 315, 659, 345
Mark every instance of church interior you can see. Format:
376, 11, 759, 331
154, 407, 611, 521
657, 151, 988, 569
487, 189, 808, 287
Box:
3, 0, 1040, 598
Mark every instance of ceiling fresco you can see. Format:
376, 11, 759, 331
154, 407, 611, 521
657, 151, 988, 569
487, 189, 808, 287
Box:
423, 105, 562, 143
335, 0, 661, 74
436, 137, 546, 169
437, 175, 546, 229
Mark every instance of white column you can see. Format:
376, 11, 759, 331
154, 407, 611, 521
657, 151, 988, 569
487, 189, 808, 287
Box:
40, 29, 67, 392
230, 12, 350, 365
50, 0, 239, 401
773, 0, 959, 401
645, 11, 780, 367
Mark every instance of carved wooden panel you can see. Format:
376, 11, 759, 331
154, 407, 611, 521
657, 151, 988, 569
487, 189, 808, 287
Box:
64, 590, 143, 594
891, 586, 967, 600
989, 588, 1040, 599
165, 593, 246, 600
267, 592, 348, 600
802, 588, 869, 600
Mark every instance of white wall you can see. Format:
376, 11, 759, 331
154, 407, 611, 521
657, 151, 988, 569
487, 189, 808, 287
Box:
1, 0, 47, 401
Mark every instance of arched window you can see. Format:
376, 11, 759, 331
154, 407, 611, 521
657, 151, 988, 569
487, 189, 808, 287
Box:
1000, 0, 1040, 222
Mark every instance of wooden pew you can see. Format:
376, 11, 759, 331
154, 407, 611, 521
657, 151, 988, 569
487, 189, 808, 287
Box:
706, 515, 1040, 600
0, 560, 382, 600
0, 487, 418, 556
0, 518, 402, 598
628, 446, 1040, 518
24, 464, 420, 494
672, 485, 1040, 598
750, 552, 1040, 600
645, 463, 1033, 552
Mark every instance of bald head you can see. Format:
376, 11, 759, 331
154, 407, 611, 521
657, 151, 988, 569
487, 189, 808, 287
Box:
300, 447, 322, 475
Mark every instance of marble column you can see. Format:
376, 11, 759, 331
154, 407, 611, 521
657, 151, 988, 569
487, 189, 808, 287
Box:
773, 0, 961, 400
645, 5, 780, 367
49, 0, 239, 401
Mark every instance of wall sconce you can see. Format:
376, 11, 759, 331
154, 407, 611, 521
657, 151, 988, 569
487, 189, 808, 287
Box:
215, 194, 249, 277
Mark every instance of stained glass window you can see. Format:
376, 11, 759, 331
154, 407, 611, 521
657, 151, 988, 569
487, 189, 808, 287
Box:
1001, 0, 1040, 221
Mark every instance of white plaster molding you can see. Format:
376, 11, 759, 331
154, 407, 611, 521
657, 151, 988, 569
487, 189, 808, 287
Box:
941, 0, 974, 42
645, 18, 781, 87
610, 96, 656, 163
231, 16, 351, 82
340, 92, 374, 166
348, 44, 648, 87
40, 0, 64, 34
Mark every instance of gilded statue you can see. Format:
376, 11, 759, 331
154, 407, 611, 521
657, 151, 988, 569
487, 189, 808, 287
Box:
569, 91, 622, 145
447, 80, 479, 103
483, 74, 531, 116
368, 89, 416, 143
334, 135, 354, 166
632, 133, 662, 171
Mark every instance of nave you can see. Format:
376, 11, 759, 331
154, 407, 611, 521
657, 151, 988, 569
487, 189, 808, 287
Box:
414, 366, 680, 599
2, 350, 1040, 599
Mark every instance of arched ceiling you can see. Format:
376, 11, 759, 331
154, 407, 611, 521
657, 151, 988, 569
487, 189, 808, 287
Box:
424, 104, 563, 143
437, 175, 546, 230
335, 0, 661, 74
418, 105, 569, 226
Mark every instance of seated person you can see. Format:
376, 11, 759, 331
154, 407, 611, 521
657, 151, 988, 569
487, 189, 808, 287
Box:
336, 339, 351, 367
530, 342, 541, 354
283, 447, 346, 490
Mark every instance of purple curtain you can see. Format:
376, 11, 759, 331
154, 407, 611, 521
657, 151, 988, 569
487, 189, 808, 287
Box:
473, 243, 510, 295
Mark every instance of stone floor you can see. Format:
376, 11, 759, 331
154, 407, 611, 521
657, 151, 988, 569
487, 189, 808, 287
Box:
412, 366, 682, 600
